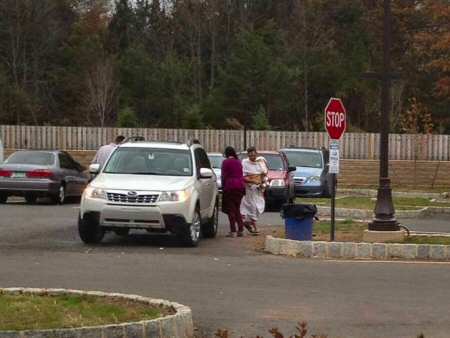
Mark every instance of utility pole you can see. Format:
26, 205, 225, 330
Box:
367, 0, 399, 231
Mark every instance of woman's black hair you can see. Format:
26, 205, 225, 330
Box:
247, 146, 257, 154
224, 146, 238, 159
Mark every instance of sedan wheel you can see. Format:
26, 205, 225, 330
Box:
52, 185, 66, 205
0, 194, 7, 204
25, 194, 37, 204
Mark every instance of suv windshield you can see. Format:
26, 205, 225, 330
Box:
284, 151, 323, 169
104, 147, 193, 176
7, 151, 55, 165
208, 155, 224, 169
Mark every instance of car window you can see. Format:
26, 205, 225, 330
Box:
284, 151, 323, 169
195, 148, 211, 169
6, 151, 55, 166
59, 153, 76, 169
208, 155, 224, 169
261, 154, 285, 171
103, 147, 193, 176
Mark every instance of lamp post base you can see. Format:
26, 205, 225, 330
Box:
369, 177, 400, 231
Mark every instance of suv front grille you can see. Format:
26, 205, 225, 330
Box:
107, 192, 159, 204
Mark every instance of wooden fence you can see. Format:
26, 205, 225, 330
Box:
1, 125, 449, 160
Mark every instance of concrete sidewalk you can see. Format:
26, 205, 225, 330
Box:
399, 215, 450, 234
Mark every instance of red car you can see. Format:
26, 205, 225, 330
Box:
239, 151, 296, 208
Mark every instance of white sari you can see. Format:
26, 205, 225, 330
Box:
240, 159, 267, 222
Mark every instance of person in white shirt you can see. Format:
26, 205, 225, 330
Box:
92, 135, 125, 168
240, 147, 267, 235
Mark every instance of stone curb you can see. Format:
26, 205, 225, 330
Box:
0, 288, 194, 338
265, 236, 450, 261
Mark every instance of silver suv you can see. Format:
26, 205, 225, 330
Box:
79, 141, 219, 246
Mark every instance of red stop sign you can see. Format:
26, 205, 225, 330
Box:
325, 98, 347, 140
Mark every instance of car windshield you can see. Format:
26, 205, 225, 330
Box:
262, 154, 285, 171
208, 155, 224, 169
103, 147, 193, 176
6, 151, 55, 165
284, 151, 323, 168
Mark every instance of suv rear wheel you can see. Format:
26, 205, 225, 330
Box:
78, 213, 105, 244
202, 200, 219, 238
114, 228, 130, 237
179, 208, 201, 247
0, 194, 7, 204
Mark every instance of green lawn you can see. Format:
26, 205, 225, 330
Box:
0, 294, 167, 331
297, 196, 450, 210
402, 236, 450, 245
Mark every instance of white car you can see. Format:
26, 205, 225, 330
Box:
79, 141, 219, 246
207, 152, 224, 191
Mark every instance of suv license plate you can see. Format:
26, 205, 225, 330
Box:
13, 172, 26, 178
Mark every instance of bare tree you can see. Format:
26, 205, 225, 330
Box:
85, 57, 118, 127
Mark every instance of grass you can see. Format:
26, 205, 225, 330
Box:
297, 196, 450, 210
401, 236, 450, 245
267, 220, 450, 245
0, 294, 170, 331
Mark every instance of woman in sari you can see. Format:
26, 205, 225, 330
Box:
240, 147, 267, 235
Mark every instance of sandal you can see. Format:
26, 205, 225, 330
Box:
244, 222, 256, 234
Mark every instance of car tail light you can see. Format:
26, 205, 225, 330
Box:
26, 169, 54, 179
0, 169, 12, 177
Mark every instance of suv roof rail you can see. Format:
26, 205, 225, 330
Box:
187, 139, 201, 147
124, 136, 146, 143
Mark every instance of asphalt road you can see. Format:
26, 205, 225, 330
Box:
1, 199, 450, 338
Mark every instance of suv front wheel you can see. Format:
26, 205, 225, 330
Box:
179, 208, 201, 247
78, 213, 105, 244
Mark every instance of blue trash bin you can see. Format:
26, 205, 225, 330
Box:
281, 204, 317, 241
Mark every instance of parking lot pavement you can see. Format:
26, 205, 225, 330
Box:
1, 200, 450, 338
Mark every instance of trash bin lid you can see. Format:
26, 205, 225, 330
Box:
281, 203, 317, 219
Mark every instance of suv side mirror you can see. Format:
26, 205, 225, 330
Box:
288, 166, 296, 172
89, 163, 101, 174
199, 168, 214, 179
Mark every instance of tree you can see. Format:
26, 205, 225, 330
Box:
117, 106, 138, 127
252, 105, 270, 130
85, 57, 118, 127
182, 104, 204, 129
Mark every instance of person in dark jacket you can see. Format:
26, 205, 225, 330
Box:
221, 146, 246, 237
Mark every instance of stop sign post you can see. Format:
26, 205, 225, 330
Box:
324, 98, 347, 241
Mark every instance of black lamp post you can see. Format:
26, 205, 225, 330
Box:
368, 0, 399, 231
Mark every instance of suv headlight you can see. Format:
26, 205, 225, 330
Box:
85, 186, 106, 199
270, 179, 285, 187
307, 176, 321, 183
159, 189, 191, 202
